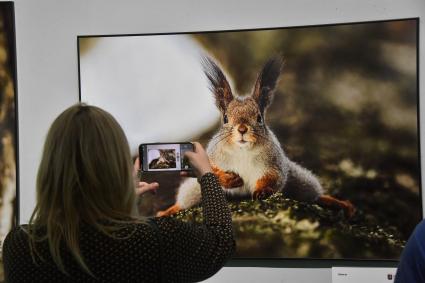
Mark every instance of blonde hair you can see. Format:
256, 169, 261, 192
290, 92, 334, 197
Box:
26, 103, 140, 276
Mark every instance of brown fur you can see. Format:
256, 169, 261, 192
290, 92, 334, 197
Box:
253, 171, 279, 200
317, 195, 355, 217
156, 204, 181, 217
212, 166, 244, 188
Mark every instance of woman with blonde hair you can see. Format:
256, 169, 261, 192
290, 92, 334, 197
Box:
3, 103, 234, 282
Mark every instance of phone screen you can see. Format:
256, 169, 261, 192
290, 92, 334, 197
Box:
139, 143, 194, 172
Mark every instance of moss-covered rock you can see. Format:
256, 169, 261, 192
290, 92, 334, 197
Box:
171, 193, 404, 259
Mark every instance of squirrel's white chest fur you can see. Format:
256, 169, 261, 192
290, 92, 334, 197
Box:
210, 144, 266, 196
176, 143, 266, 209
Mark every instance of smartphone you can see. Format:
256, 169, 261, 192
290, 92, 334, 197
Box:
139, 142, 194, 172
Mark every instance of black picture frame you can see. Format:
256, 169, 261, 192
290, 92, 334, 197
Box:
77, 17, 421, 267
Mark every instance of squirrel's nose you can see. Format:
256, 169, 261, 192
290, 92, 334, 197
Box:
238, 124, 248, 135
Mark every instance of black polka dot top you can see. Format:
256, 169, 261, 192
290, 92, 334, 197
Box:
3, 173, 235, 282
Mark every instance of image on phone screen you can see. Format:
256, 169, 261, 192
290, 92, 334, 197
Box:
140, 143, 193, 172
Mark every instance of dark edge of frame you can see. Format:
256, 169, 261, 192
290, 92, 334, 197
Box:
226, 258, 399, 268
76, 17, 421, 267
5, 1, 19, 227
416, 18, 423, 228
77, 37, 81, 102
76, 17, 419, 39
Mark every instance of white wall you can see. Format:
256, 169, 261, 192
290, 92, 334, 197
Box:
14, 0, 425, 282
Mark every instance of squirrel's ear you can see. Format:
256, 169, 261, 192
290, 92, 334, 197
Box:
252, 56, 284, 114
202, 56, 234, 113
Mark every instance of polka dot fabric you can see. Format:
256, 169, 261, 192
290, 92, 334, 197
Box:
3, 173, 235, 282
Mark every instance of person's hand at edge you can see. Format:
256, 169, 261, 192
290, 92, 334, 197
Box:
134, 157, 159, 195
180, 142, 213, 179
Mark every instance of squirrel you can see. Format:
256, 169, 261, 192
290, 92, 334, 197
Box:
157, 56, 355, 217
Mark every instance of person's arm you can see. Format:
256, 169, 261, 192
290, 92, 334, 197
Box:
154, 143, 235, 282
395, 220, 425, 283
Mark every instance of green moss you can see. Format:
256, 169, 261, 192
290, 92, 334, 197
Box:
171, 193, 404, 259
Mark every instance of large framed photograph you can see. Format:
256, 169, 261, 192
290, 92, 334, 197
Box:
78, 18, 421, 260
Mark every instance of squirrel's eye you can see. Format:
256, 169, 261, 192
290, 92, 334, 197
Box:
257, 114, 263, 124
223, 114, 228, 124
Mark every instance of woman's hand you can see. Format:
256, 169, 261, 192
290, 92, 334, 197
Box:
134, 157, 159, 196
180, 142, 213, 179
136, 181, 159, 196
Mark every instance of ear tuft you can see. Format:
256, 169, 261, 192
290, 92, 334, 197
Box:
201, 56, 234, 112
252, 56, 284, 113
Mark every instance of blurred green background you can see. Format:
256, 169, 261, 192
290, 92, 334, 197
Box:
186, 19, 420, 259
104, 19, 422, 259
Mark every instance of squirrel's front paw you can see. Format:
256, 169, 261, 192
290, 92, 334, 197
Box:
217, 171, 244, 188
156, 204, 181, 217
252, 187, 275, 200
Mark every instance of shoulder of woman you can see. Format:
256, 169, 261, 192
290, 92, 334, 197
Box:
411, 220, 425, 245
2, 225, 30, 254
415, 219, 425, 232
5, 225, 28, 239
